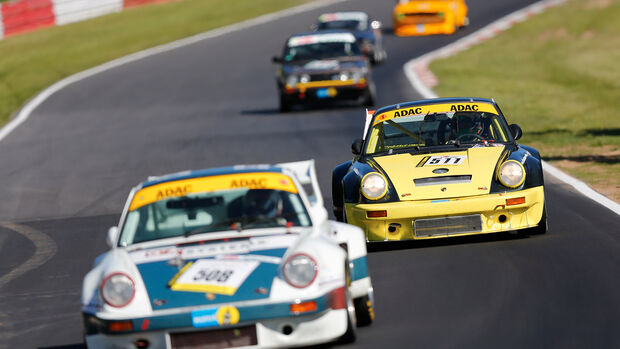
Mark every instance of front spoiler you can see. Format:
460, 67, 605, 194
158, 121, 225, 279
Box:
345, 186, 545, 241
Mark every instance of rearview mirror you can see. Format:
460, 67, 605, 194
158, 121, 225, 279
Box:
106, 226, 119, 248
351, 139, 364, 155
509, 124, 522, 141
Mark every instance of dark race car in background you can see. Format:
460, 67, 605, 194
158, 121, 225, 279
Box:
314, 11, 387, 64
272, 31, 376, 112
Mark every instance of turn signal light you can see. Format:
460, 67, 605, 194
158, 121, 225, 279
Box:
290, 301, 317, 314
367, 210, 387, 218
506, 197, 526, 206
108, 320, 133, 332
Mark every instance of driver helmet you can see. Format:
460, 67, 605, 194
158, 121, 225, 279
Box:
242, 189, 283, 219
453, 113, 483, 137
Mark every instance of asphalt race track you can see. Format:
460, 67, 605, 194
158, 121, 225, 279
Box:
0, 0, 619, 348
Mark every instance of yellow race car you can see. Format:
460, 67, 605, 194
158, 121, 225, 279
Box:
393, 0, 469, 36
332, 98, 547, 241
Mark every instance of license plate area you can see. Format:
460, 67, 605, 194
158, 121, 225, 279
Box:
414, 214, 482, 237
316, 87, 337, 98
170, 325, 257, 349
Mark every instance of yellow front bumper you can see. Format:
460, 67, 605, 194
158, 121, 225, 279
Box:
345, 186, 545, 241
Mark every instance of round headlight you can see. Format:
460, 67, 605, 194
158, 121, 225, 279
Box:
339, 72, 351, 81
283, 254, 317, 288
286, 75, 298, 86
352, 70, 365, 83
300, 74, 311, 84
361, 172, 387, 200
498, 160, 526, 188
101, 272, 135, 308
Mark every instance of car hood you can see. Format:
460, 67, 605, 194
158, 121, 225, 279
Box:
283, 57, 366, 74
129, 234, 298, 311
373, 145, 506, 201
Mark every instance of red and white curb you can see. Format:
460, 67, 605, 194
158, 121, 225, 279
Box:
403, 0, 620, 215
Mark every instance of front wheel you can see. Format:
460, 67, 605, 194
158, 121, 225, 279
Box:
354, 294, 375, 326
279, 94, 291, 112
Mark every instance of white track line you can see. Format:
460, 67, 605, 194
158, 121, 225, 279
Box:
403, 0, 620, 216
0, 222, 58, 289
0, 0, 349, 143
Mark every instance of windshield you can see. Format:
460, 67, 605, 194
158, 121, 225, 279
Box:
284, 41, 361, 62
318, 20, 365, 31
365, 111, 510, 155
119, 188, 311, 246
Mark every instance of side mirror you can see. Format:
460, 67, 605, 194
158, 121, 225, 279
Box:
310, 205, 328, 224
271, 56, 282, 63
509, 124, 522, 141
351, 138, 364, 155
106, 226, 119, 248
371, 20, 382, 30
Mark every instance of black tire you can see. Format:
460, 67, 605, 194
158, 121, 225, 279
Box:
361, 88, 375, 107
354, 294, 375, 327
527, 205, 547, 235
279, 95, 290, 113
339, 265, 357, 343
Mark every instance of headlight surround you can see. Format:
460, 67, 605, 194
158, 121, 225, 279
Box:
498, 160, 526, 188
101, 272, 135, 308
286, 74, 299, 87
283, 253, 318, 288
361, 172, 388, 200
351, 70, 365, 83
333, 71, 350, 81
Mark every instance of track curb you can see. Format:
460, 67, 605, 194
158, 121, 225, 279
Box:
402, 0, 620, 216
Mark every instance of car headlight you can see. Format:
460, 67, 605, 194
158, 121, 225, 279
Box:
300, 74, 311, 84
361, 172, 387, 200
335, 71, 350, 81
352, 70, 365, 83
498, 160, 526, 188
101, 273, 135, 307
283, 253, 318, 288
286, 75, 298, 86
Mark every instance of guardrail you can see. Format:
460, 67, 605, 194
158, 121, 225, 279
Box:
0, 0, 174, 40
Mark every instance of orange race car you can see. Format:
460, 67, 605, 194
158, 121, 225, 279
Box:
393, 0, 469, 36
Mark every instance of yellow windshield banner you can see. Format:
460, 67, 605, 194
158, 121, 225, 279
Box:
129, 172, 298, 211
372, 102, 498, 126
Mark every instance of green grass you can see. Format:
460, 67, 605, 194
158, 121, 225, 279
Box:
0, 0, 308, 124
430, 0, 620, 201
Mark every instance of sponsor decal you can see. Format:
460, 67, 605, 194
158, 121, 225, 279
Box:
129, 172, 297, 211
373, 103, 498, 126
191, 308, 219, 328
217, 306, 240, 325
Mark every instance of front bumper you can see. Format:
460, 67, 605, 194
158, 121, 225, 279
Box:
282, 80, 369, 104
84, 286, 350, 348
345, 186, 545, 241
85, 309, 348, 349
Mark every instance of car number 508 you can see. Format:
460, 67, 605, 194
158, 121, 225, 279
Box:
193, 269, 234, 283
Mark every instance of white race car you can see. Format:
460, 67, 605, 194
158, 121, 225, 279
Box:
81, 160, 374, 348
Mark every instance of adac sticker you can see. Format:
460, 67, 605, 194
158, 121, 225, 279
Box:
129, 172, 297, 211
373, 103, 498, 126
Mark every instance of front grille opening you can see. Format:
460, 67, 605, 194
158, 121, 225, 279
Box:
414, 214, 482, 237
414, 175, 472, 186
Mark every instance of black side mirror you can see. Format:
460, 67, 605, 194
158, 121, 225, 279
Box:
272, 56, 282, 63
351, 139, 364, 155
509, 124, 522, 141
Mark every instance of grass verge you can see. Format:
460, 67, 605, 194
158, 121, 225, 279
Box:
0, 0, 309, 125
430, 0, 620, 202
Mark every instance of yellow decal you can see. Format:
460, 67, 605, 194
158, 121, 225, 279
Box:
130, 172, 297, 211
217, 306, 240, 325
373, 103, 498, 126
